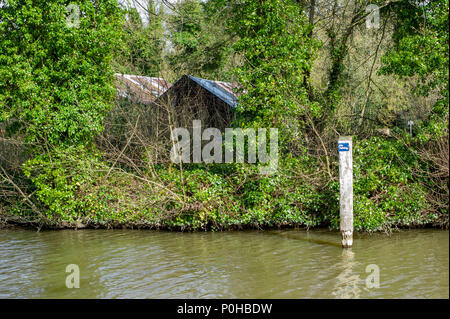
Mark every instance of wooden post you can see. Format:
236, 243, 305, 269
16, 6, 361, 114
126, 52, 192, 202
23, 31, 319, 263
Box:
408, 120, 413, 136
338, 136, 353, 248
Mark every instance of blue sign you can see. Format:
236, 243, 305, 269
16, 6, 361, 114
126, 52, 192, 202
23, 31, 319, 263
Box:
338, 142, 350, 152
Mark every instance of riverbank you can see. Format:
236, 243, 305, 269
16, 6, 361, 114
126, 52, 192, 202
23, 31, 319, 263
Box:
1, 138, 448, 233
1, 211, 447, 232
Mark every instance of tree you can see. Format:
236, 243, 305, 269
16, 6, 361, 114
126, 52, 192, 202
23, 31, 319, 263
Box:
0, 0, 124, 222
113, 0, 165, 76
380, 0, 449, 136
379, 0, 449, 214
229, 0, 319, 137
0, 0, 124, 147
167, 0, 235, 79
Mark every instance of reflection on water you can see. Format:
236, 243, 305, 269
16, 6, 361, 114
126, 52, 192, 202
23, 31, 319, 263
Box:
332, 249, 361, 299
0, 228, 448, 298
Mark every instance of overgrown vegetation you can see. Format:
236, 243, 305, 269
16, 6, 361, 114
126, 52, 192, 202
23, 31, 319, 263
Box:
0, 0, 448, 232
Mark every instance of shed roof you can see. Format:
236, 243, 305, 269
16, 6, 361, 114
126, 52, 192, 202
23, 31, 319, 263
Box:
187, 75, 239, 108
115, 73, 171, 104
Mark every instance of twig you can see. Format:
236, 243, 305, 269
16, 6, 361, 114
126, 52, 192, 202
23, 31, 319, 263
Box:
0, 165, 48, 223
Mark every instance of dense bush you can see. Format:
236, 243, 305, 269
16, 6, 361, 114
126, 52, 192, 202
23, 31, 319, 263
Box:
351, 137, 436, 231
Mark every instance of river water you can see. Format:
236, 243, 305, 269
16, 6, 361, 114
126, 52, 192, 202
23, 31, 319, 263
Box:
0, 228, 448, 298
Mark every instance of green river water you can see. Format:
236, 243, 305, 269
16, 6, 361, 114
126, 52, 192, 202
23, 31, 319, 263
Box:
0, 228, 448, 298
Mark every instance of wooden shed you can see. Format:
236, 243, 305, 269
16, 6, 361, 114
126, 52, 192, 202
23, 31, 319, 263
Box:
151, 75, 239, 132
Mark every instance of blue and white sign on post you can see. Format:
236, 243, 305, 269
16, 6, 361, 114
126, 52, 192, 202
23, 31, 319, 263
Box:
338, 136, 353, 248
338, 142, 350, 152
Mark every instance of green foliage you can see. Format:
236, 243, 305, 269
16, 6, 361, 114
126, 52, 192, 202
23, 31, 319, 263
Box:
380, 0, 449, 137
22, 147, 101, 222
113, 0, 165, 76
350, 137, 434, 231
0, 0, 124, 146
167, 0, 235, 79
228, 0, 321, 156
148, 162, 328, 230
21, 146, 162, 225
0, 0, 125, 222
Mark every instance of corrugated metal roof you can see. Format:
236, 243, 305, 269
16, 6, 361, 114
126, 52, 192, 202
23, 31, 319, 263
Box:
187, 75, 239, 108
115, 73, 171, 104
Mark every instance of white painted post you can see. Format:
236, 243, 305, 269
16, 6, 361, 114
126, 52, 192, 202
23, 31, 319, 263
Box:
338, 136, 353, 248
408, 120, 413, 136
